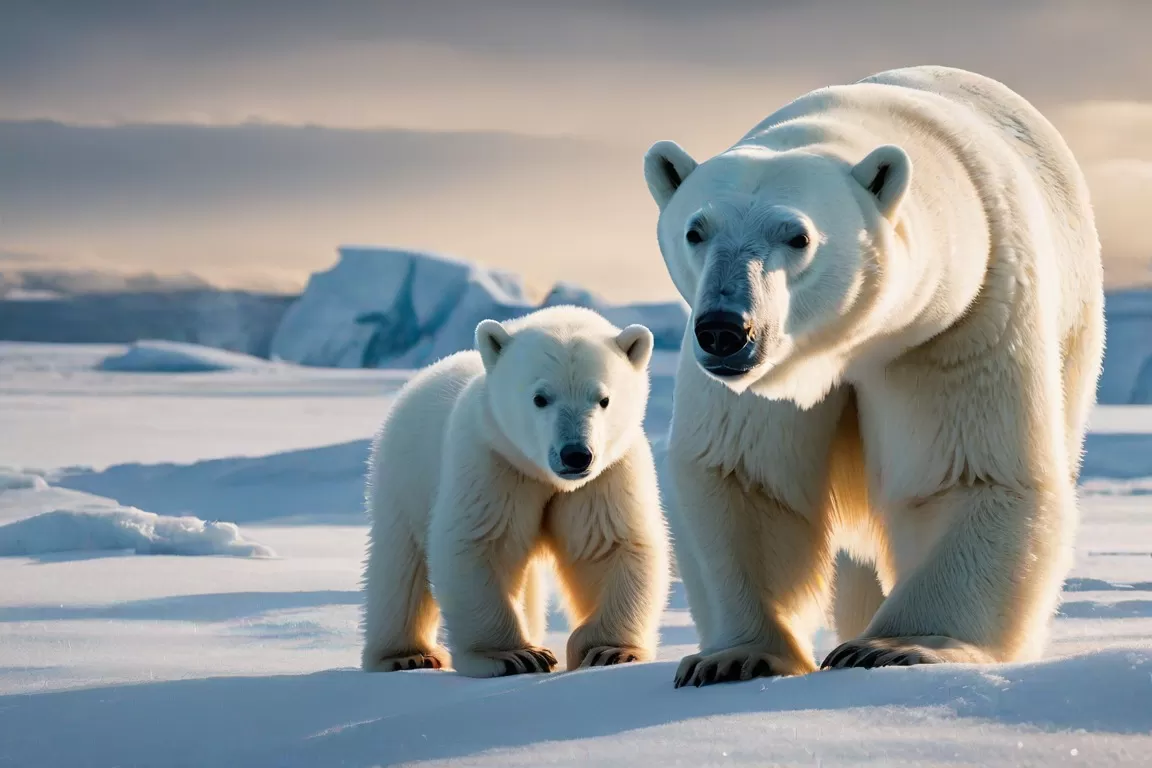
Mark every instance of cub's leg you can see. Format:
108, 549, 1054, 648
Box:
544, 443, 670, 670
427, 454, 559, 678
361, 509, 447, 672
519, 555, 550, 648
668, 385, 852, 687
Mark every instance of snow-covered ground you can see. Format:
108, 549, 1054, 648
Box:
1, 341, 1150, 767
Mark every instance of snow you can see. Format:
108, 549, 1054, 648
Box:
97, 339, 277, 372
269, 247, 689, 369
3, 644, 1150, 767
1, 342, 1150, 767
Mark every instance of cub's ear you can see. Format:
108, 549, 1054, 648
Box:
643, 140, 698, 210
851, 144, 911, 220
615, 324, 655, 371
475, 319, 512, 372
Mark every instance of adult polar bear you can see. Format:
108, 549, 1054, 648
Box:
642, 65, 1104, 686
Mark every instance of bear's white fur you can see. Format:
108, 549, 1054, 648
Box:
642, 65, 1104, 685
361, 305, 670, 678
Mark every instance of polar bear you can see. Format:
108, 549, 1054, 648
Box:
641, 65, 1104, 686
360, 305, 670, 678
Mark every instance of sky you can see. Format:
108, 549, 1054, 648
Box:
2, 0, 1151, 300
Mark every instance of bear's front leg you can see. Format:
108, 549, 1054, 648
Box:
822, 479, 1072, 670
427, 468, 559, 679
663, 383, 855, 688
667, 449, 835, 687
544, 444, 671, 671
826, 351, 1079, 671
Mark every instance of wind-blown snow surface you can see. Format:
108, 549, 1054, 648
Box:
1, 342, 1151, 767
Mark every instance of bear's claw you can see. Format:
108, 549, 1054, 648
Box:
821, 635, 993, 670
450, 646, 559, 678
375, 652, 445, 672
578, 645, 643, 668
490, 646, 559, 676
674, 644, 812, 688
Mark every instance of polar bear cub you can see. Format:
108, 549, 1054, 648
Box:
361, 305, 670, 678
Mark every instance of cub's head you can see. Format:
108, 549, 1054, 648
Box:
474, 306, 654, 490
643, 139, 911, 407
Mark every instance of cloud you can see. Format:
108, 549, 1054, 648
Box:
0, 120, 675, 300
2, 1, 1149, 295
5, 1, 1152, 144
1054, 101, 1152, 288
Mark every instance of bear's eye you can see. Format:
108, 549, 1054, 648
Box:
685, 228, 704, 245
787, 234, 810, 249
533, 394, 549, 408
599, 397, 610, 409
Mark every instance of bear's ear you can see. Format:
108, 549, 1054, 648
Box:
644, 140, 698, 210
475, 319, 512, 372
851, 144, 912, 220
615, 324, 654, 371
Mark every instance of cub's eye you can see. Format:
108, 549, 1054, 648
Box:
533, 394, 549, 408
685, 228, 704, 245
599, 397, 610, 409
787, 234, 810, 249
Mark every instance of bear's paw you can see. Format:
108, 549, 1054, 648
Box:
577, 645, 645, 668
368, 650, 447, 673
821, 635, 994, 669
452, 646, 559, 678
674, 643, 816, 688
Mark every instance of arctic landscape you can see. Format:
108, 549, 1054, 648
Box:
2, 249, 1152, 767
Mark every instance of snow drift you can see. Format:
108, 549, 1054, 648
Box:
0, 507, 275, 558
270, 247, 689, 369
98, 340, 277, 373
0, 468, 273, 558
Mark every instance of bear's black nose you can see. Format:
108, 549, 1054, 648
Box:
559, 444, 593, 473
694, 311, 751, 358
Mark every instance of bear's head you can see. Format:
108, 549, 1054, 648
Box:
643, 139, 911, 408
474, 306, 654, 490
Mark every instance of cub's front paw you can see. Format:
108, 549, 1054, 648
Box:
821, 635, 994, 669
674, 644, 815, 688
577, 645, 646, 669
452, 646, 559, 678
364, 650, 447, 673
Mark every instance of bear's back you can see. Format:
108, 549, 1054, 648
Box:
860, 66, 1102, 319
736, 65, 1100, 345
370, 350, 486, 534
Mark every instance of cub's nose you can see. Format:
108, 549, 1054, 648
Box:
694, 310, 751, 358
559, 444, 593, 473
